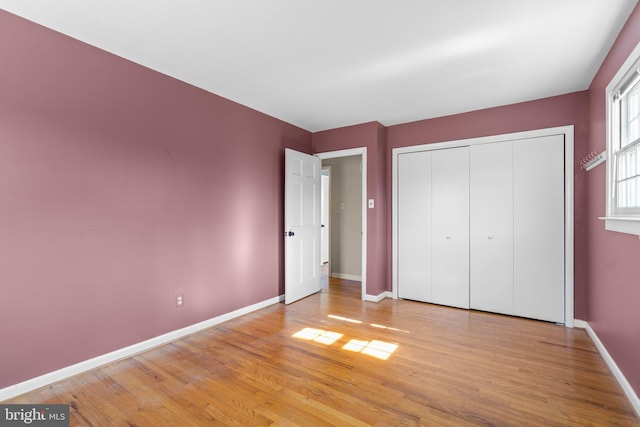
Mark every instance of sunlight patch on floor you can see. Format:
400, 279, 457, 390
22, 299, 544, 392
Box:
370, 323, 410, 333
328, 314, 410, 333
343, 339, 398, 360
328, 314, 362, 324
292, 328, 343, 345
293, 327, 399, 360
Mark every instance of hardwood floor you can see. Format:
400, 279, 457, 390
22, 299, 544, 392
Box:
5, 276, 639, 426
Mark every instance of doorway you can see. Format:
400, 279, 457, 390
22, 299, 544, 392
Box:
316, 148, 367, 300
320, 167, 330, 290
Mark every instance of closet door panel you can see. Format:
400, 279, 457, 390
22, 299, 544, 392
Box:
431, 147, 470, 309
397, 151, 432, 302
513, 135, 565, 323
470, 142, 514, 315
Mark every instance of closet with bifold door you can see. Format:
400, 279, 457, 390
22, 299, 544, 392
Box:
396, 132, 566, 324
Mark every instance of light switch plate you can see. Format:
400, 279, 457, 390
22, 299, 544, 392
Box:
368, 199, 374, 208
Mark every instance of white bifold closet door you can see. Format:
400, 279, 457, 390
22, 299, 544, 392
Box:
470, 141, 514, 316
397, 147, 469, 309
513, 135, 565, 323
397, 151, 432, 302
469, 135, 565, 323
397, 134, 564, 323
431, 147, 469, 309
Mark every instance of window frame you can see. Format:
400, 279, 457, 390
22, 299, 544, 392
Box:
603, 41, 640, 235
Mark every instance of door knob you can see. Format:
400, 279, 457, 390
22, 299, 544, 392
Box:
288, 231, 295, 237
488, 236, 494, 240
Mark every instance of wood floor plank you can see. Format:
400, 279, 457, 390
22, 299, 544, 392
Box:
3, 276, 639, 426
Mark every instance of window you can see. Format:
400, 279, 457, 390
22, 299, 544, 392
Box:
616, 79, 640, 212
604, 42, 640, 235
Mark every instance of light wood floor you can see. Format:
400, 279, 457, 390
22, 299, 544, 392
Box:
5, 276, 639, 426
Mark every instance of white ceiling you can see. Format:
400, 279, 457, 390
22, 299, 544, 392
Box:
0, 1, 638, 132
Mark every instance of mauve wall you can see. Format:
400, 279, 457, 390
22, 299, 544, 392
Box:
312, 122, 387, 296
0, 11, 311, 388
386, 92, 590, 320
587, 3, 640, 397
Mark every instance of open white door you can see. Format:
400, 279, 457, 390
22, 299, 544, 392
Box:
285, 148, 321, 304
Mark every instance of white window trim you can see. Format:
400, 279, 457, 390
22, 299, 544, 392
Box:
602, 41, 640, 236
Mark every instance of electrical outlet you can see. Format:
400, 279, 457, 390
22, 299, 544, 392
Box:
176, 293, 184, 308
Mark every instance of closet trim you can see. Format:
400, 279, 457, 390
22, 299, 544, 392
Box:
391, 126, 575, 327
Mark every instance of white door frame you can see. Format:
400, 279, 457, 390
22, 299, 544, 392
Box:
392, 126, 575, 327
315, 147, 367, 301
321, 167, 331, 266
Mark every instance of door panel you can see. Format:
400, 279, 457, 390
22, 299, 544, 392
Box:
470, 142, 514, 315
431, 147, 470, 309
513, 135, 565, 323
397, 151, 432, 302
285, 149, 321, 304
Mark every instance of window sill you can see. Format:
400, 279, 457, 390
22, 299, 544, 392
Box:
600, 216, 640, 236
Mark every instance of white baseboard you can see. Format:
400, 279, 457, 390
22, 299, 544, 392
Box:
573, 319, 587, 329
0, 295, 283, 402
583, 321, 640, 417
365, 291, 392, 303
330, 273, 362, 281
